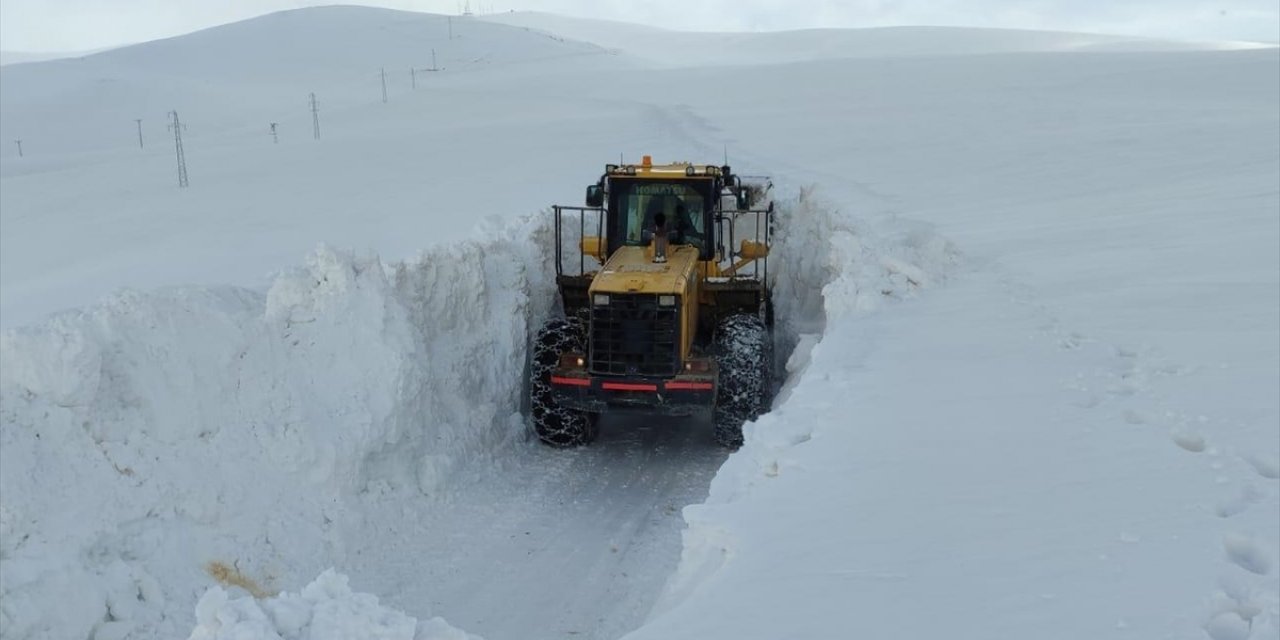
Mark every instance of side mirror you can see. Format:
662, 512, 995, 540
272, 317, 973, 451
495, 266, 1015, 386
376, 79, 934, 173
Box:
585, 184, 604, 207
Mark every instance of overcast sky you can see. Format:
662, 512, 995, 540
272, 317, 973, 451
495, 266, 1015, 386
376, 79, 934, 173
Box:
1, 0, 1277, 52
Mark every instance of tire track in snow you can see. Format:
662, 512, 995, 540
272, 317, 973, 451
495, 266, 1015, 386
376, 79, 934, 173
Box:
346, 415, 728, 640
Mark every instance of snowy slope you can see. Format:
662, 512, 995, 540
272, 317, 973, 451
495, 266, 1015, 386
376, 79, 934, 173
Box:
0, 6, 640, 329
0, 48, 115, 66
613, 49, 1280, 640
0, 6, 616, 157
481, 11, 1274, 67
1, 6, 1277, 640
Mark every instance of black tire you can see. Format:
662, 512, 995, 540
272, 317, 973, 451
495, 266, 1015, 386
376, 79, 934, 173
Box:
530, 317, 598, 447
713, 313, 772, 448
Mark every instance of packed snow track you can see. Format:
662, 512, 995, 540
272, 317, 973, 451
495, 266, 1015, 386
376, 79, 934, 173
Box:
353, 414, 728, 639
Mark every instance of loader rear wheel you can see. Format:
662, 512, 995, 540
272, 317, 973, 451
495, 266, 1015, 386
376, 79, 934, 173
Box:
713, 313, 771, 448
530, 317, 597, 447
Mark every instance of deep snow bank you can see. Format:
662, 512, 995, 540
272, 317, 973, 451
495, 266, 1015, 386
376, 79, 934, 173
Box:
187, 569, 479, 640
769, 187, 960, 338
0, 213, 558, 639
633, 189, 961, 623
624, 189, 1279, 638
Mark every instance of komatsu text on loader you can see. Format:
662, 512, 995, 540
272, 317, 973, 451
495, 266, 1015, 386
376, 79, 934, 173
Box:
529, 156, 775, 448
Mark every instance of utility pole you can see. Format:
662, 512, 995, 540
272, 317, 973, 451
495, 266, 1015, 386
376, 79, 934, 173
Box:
135, 119, 144, 149
269, 122, 278, 144
167, 111, 189, 188
380, 67, 387, 103
411, 67, 416, 90
448, 16, 453, 40
431, 49, 438, 71
14, 140, 22, 158
310, 93, 321, 140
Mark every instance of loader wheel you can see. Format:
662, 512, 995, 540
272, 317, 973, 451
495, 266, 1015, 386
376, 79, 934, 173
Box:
713, 313, 771, 448
530, 318, 597, 447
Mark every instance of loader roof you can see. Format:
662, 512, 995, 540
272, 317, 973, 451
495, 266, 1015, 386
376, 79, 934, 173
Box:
606, 156, 727, 179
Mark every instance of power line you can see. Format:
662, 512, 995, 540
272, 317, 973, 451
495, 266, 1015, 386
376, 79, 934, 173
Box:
167, 111, 189, 188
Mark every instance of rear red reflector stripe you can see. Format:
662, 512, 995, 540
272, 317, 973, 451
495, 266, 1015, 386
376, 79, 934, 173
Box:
602, 382, 658, 392
550, 376, 590, 387
665, 381, 714, 391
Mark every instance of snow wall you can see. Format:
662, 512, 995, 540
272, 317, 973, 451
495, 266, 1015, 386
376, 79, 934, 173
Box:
0, 213, 560, 639
634, 187, 962, 627
0, 190, 960, 639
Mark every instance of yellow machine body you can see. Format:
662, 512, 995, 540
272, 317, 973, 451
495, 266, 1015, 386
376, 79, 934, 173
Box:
588, 245, 702, 362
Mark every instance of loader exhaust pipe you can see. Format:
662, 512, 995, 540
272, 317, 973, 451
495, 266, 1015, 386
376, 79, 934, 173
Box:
653, 212, 668, 263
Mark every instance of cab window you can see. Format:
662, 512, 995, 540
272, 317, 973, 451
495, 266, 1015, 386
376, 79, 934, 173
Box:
610, 180, 710, 255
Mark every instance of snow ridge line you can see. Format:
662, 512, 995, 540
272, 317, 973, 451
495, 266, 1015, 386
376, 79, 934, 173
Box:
0, 212, 558, 639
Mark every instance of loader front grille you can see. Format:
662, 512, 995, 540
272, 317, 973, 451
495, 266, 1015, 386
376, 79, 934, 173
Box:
589, 294, 680, 377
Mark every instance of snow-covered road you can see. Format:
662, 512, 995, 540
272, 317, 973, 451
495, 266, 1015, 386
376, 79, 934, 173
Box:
352, 416, 726, 640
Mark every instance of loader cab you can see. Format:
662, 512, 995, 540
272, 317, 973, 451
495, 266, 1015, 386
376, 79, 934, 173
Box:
602, 177, 717, 260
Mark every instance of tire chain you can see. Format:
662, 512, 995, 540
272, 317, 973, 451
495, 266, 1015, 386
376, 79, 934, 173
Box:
713, 313, 770, 448
530, 317, 596, 447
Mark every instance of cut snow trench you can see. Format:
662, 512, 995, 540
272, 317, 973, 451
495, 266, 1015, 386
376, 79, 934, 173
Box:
0, 189, 958, 639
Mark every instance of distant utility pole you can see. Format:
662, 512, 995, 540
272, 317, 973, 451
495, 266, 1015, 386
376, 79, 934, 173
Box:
14, 140, 22, 158
269, 122, 278, 144
380, 67, 388, 103
135, 119, 144, 149
411, 67, 416, 89
448, 16, 453, 40
167, 111, 189, 188
309, 93, 321, 140
431, 49, 438, 71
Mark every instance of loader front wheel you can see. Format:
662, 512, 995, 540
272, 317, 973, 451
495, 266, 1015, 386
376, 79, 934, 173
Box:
530, 318, 597, 447
713, 313, 771, 448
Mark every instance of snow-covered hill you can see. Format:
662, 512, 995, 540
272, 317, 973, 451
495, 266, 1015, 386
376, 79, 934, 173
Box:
0, 7, 617, 157
481, 11, 1275, 66
0, 48, 116, 67
1, 6, 1277, 640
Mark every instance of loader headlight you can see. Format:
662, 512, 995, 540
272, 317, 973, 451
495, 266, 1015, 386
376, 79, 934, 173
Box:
593, 294, 610, 306
560, 353, 586, 368
684, 359, 711, 372
658, 295, 676, 306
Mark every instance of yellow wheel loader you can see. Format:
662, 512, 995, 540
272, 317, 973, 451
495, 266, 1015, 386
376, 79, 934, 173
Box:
530, 156, 775, 448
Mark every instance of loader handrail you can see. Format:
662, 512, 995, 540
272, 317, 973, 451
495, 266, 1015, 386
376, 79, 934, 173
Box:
716, 200, 774, 284
552, 205, 605, 277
